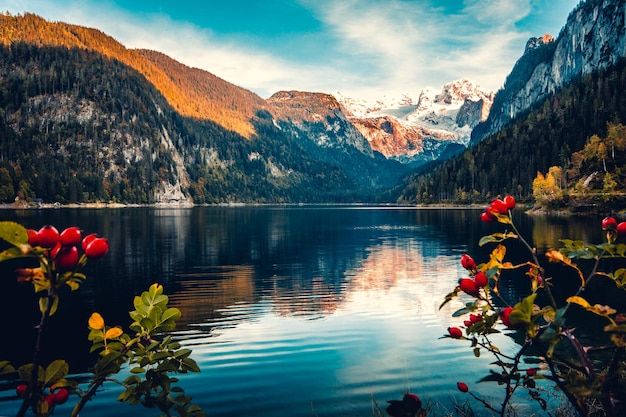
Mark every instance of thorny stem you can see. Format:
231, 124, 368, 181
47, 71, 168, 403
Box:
70, 375, 110, 417
509, 216, 559, 310
17, 258, 56, 417
561, 250, 604, 318
471, 335, 529, 417
544, 353, 588, 416
601, 347, 624, 417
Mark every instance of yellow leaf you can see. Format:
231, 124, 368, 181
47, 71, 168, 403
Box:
591, 304, 616, 316
483, 244, 507, 270
104, 327, 123, 340
566, 296, 591, 309
545, 250, 567, 264
88, 312, 105, 330
546, 250, 585, 286
610, 333, 626, 347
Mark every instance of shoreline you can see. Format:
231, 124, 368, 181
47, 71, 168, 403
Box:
0, 201, 614, 216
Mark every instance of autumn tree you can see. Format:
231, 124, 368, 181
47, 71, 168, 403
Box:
532, 166, 565, 207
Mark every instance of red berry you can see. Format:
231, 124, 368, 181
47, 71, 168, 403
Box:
60, 227, 82, 246
44, 394, 55, 407
617, 222, 626, 237
81, 233, 98, 251
503, 195, 516, 210
602, 217, 618, 230
501, 307, 515, 328
53, 388, 69, 405
457, 382, 469, 392
463, 320, 472, 326
459, 278, 479, 295
26, 229, 39, 246
480, 210, 496, 223
403, 393, 421, 410
490, 199, 508, 215
526, 368, 538, 376
474, 271, 488, 287
55, 246, 79, 270
84, 238, 109, 259
37, 225, 60, 248
448, 327, 463, 338
15, 384, 27, 397
49, 242, 62, 258
469, 313, 482, 324
460, 254, 476, 270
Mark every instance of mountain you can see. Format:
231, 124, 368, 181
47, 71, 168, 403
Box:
265, 90, 407, 189
336, 79, 494, 163
0, 12, 416, 204
3, 0, 618, 206
395, 0, 626, 207
0, 12, 265, 139
472, 0, 626, 144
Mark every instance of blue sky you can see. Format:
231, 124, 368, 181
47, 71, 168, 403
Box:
3, 0, 580, 99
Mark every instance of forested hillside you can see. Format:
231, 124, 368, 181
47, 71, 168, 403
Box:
0, 12, 262, 138
396, 58, 626, 210
0, 42, 373, 204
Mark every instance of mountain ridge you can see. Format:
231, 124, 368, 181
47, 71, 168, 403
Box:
472, 0, 626, 144
1, 0, 622, 205
0, 12, 263, 138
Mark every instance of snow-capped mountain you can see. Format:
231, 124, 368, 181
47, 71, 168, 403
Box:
335, 79, 494, 163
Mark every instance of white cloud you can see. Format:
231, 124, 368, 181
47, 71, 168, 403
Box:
1, 0, 579, 99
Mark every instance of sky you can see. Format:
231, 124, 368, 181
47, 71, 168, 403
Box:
2, 0, 581, 100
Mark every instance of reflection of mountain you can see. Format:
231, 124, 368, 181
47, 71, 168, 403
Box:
92, 207, 493, 330
167, 224, 466, 333
169, 266, 256, 327
342, 243, 466, 320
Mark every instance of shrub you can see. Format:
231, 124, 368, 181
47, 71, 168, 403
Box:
0, 221, 204, 417
441, 197, 626, 416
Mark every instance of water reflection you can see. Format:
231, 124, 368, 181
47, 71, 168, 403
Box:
0, 207, 604, 417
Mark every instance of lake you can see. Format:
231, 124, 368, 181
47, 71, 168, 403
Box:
0, 206, 605, 416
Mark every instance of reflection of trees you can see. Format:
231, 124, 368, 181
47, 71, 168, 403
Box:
160, 208, 493, 329
531, 214, 602, 253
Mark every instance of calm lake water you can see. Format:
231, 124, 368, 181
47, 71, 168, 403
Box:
0, 206, 606, 417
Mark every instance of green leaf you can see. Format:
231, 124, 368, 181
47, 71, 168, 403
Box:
142, 283, 169, 309
173, 349, 192, 359
129, 311, 143, 323
0, 221, 28, 247
139, 317, 154, 332
44, 360, 69, 385
152, 351, 172, 361
478, 370, 508, 384
181, 358, 200, 373
161, 307, 182, 323
0, 361, 15, 375
478, 232, 517, 246
39, 295, 59, 316
439, 287, 461, 310
0, 246, 32, 263
509, 293, 538, 326
19, 363, 45, 383
94, 351, 123, 376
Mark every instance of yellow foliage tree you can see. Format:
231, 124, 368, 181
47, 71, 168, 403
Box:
532, 166, 564, 206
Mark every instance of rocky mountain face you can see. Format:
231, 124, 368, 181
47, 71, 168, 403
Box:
472, 0, 626, 144
266, 91, 407, 188
336, 79, 494, 163
5, 0, 620, 204
267, 91, 374, 156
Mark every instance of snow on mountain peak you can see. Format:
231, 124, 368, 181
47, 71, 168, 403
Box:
335, 79, 494, 160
